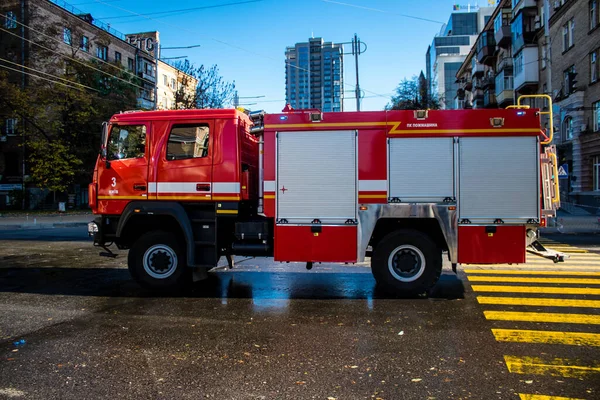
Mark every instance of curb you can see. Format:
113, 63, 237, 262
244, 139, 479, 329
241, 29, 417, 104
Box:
0, 222, 89, 231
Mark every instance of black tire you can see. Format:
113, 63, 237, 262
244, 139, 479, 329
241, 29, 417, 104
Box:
128, 230, 188, 290
371, 229, 442, 295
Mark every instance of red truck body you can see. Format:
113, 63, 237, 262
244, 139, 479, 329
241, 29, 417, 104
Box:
89, 103, 559, 292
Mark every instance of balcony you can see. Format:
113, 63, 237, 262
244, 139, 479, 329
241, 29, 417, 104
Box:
476, 30, 496, 66
472, 62, 485, 78
473, 90, 484, 109
138, 71, 156, 83
514, 47, 539, 92
495, 25, 512, 49
511, 10, 539, 56
497, 57, 513, 72
483, 90, 497, 108
482, 75, 495, 90
137, 98, 155, 110
495, 71, 514, 107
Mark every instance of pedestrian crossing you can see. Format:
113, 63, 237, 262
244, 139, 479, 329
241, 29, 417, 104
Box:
464, 238, 600, 400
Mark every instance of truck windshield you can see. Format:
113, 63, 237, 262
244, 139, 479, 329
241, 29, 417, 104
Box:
107, 125, 146, 160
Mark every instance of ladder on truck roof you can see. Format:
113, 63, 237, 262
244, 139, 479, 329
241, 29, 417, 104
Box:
511, 95, 565, 262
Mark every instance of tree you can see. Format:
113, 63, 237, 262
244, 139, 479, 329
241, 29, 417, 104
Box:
172, 60, 236, 109
386, 72, 441, 110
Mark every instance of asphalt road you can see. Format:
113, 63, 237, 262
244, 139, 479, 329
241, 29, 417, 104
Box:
0, 227, 598, 399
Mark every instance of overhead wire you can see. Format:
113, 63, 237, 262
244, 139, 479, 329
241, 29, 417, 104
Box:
0, 63, 93, 92
91, 0, 391, 101
0, 56, 100, 92
96, 0, 263, 20
0, 23, 147, 93
0, 12, 142, 84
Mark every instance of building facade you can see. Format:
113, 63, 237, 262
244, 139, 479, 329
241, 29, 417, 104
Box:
0, 0, 196, 208
426, 6, 494, 109
285, 37, 343, 112
549, 0, 600, 205
157, 60, 198, 110
455, 0, 600, 206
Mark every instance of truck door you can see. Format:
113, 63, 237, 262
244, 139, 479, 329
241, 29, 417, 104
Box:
154, 121, 213, 201
97, 123, 149, 214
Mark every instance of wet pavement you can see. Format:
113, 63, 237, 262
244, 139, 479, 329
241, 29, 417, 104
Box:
0, 227, 598, 399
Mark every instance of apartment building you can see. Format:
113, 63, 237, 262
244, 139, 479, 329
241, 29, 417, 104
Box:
549, 0, 600, 205
157, 60, 198, 110
0, 0, 196, 207
285, 37, 344, 112
426, 6, 494, 109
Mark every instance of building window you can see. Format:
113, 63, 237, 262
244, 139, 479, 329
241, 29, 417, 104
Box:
5, 118, 17, 136
144, 62, 154, 76
591, 0, 599, 30
127, 57, 134, 71
171, 78, 176, 90
594, 156, 600, 191
593, 101, 600, 132
562, 116, 574, 141
114, 51, 121, 63
96, 45, 108, 61
591, 50, 599, 83
80, 36, 89, 52
167, 125, 210, 160
163, 74, 167, 85
63, 28, 72, 45
515, 51, 524, 76
4, 11, 17, 29
563, 19, 574, 51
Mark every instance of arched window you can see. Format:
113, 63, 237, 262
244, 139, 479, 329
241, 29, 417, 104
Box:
562, 116, 574, 141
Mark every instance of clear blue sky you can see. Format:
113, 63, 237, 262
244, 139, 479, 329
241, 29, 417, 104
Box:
71, 0, 469, 112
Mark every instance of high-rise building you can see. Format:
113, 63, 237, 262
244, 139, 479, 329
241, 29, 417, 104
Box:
285, 38, 343, 112
426, 6, 494, 109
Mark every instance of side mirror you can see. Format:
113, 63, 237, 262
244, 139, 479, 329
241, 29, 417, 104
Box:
100, 122, 108, 160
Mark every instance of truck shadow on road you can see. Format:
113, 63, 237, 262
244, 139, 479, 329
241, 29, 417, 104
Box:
0, 266, 465, 301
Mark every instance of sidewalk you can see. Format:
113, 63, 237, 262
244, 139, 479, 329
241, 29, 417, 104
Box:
0, 212, 92, 230
540, 210, 600, 234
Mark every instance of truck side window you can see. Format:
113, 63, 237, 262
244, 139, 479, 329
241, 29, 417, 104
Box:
107, 125, 146, 160
167, 124, 209, 160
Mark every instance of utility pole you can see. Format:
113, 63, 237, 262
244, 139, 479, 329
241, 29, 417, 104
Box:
351, 34, 365, 111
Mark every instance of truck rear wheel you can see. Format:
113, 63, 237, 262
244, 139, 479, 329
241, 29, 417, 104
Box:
128, 230, 188, 290
371, 229, 442, 295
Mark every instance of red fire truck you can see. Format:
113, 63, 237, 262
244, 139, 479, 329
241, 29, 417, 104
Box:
88, 94, 561, 293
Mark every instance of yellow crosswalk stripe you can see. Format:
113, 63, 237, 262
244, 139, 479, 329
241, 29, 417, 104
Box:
472, 285, 600, 295
484, 311, 600, 324
492, 329, 600, 346
506, 355, 600, 379
465, 269, 600, 276
477, 296, 600, 308
468, 265, 600, 271
519, 394, 584, 400
468, 276, 600, 284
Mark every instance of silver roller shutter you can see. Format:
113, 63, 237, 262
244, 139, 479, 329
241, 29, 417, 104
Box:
459, 136, 539, 223
388, 137, 454, 201
277, 130, 357, 223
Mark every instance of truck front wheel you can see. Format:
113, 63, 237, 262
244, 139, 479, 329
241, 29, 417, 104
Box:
371, 230, 442, 295
128, 230, 188, 290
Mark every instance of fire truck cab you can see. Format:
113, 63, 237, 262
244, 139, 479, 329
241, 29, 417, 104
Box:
89, 97, 559, 294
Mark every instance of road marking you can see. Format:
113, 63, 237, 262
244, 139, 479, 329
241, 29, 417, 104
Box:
519, 393, 585, 400
484, 311, 600, 325
505, 355, 600, 379
465, 269, 600, 276
492, 329, 600, 346
468, 276, 600, 284
472, 285, 600, 295
477, 296, 600, 308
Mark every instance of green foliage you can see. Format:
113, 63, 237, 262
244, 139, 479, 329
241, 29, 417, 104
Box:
172, 60, 236, 109
27, 139, 82, 192
0, 55, 139, 199
386, 73, 441, 111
